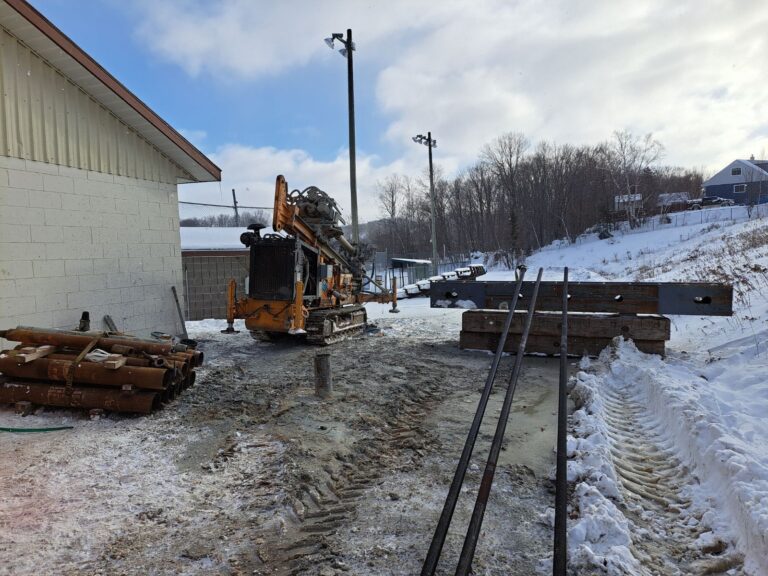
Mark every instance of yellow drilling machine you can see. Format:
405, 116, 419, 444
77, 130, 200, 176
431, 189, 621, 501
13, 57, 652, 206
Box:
223, 175, 398, 344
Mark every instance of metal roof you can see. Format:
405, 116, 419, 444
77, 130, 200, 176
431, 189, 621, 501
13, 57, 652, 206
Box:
0, 0, 221, 183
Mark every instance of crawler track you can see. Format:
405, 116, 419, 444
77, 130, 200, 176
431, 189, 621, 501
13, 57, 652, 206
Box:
601, 382, 745, 575
305, 305, 367, 345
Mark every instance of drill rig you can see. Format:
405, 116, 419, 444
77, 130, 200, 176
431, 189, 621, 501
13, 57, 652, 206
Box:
223, 175, 398, 344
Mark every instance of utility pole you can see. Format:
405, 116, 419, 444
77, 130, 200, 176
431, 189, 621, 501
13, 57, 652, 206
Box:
231, 188, 239, 227
325, 29, 359, 246
413, 132, 438, 275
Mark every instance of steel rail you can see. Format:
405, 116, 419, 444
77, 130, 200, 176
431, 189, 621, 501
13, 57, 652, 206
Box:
421, 269, 528, 576
553, 267, 569, 575
455, 267, 544, 576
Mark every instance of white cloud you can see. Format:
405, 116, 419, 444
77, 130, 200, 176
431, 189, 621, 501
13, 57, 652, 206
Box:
144, 0, 768, 189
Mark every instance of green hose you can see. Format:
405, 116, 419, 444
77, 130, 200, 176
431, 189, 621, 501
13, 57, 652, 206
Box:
0, 426, 74, 433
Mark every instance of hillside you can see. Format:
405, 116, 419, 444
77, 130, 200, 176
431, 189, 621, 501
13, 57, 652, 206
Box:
499, 205, 768, 574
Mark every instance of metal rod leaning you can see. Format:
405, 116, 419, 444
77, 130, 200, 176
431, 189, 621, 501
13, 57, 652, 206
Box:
553, 267, 569, 575
421, 269, 528, 576
455, 267, 544, 576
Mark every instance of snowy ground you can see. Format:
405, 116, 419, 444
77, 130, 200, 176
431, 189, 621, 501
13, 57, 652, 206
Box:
1, 205, 767, 575
511, 206, 768, 575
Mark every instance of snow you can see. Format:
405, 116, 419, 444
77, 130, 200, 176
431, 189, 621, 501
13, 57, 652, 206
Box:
180, 226, 278, 250
509, 206, 768, 574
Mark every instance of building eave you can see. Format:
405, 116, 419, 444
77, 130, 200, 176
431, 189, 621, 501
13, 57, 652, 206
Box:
0, 0, 221, 183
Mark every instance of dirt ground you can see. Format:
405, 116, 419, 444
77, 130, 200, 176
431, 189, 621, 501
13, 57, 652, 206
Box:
0, 308, 565, 575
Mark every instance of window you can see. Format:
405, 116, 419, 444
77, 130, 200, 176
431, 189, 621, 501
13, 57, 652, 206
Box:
734, 184, 746, 193
731, 167, 742, 176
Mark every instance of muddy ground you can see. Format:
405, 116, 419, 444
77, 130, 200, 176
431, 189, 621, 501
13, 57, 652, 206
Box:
0, 310, 565, 575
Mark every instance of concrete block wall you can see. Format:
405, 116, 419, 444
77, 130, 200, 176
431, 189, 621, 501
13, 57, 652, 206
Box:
182, 251, 248, 320
0, 157, 185, 347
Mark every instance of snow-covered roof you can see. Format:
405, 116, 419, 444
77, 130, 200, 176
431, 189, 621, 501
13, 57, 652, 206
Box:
391, 258, 432, 264
180, 227, 277, 250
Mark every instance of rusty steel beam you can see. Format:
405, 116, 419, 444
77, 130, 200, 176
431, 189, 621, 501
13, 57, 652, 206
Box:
431, 281, 733, 316
0, 380, 160, 414
0, 356, 171, 390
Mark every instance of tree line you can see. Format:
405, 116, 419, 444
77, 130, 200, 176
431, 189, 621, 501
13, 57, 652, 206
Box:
366, 131, 703, 264
180, 210, 269, 228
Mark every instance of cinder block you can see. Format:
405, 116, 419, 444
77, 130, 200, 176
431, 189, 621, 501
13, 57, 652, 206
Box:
0, 186, 28, 206
2, 244, 45, 261
0, 205, 45, 226
62, 227, 93, 243
0, 260, 34, 280
34, 292, 67, 312
0, 295, 36, 316
0, 279, 16, 297
29, 190, 63, 209
102, 243, 128, 259
7, 170, 44, 191
13, 310, 54, 328
115, 198, 138, 214
59, 193, 91, 211
32, 259, 65, 277
78, 274, 107, 291
93, 258, 119, 275
0, 223, 31, 243
0, 156, 26, 170
127, 244, 151, 258
43, 174, 75, 194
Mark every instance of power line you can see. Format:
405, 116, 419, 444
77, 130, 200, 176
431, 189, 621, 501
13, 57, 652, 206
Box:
179, 201, 273, 210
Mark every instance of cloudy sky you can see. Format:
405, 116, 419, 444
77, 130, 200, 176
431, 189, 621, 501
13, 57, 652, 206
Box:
33, 0, 768, 222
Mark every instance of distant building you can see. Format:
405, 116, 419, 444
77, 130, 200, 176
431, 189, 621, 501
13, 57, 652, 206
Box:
613, 193, 642, 213
180, 227, 250, 321
702, 159, 768, 205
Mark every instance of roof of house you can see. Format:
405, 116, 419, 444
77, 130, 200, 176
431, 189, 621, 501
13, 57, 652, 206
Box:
704, 159, 768, 187
0, 0, 221, 183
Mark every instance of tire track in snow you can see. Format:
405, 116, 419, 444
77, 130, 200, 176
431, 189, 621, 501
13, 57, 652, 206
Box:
600, 379, 745, 575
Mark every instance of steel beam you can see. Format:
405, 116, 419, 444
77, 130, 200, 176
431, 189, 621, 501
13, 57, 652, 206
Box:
431, 280, 733, 316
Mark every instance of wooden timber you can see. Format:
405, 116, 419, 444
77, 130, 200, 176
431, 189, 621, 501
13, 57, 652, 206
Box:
460, 310, 670, 357
460, 331, 666, 357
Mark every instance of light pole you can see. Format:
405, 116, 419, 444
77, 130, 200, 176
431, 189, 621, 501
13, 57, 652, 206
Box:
413, 132, 438, 275
325, 29, 359, 246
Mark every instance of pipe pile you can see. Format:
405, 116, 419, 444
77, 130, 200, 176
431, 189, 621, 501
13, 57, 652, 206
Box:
0, 326, 203, 414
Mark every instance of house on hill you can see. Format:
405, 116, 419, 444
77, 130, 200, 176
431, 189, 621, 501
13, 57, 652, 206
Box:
702, 158, 768, 205
0, 0, 221, 340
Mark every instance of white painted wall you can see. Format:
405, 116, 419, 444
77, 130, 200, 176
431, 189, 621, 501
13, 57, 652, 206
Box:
0, 156, 184, 345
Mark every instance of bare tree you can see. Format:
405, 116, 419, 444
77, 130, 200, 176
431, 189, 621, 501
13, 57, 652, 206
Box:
600, 130, 664, 227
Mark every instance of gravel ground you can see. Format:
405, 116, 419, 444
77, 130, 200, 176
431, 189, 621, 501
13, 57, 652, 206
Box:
0, 304, 564, 575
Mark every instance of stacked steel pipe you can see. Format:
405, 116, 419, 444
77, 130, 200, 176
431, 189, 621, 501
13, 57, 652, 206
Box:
0, 326, 203, 414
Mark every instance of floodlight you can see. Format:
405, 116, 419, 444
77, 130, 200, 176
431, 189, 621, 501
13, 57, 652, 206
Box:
324, 37, 335, 49
339, 48, 348, 58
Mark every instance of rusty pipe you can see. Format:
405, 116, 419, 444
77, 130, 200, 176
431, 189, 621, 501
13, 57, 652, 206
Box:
0, 356, 171, 390
45, 353, 188, 377
0, 381, 160, 414
1, 327, 175, 356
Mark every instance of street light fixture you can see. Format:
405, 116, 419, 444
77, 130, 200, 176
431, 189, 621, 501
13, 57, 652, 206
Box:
325, 29, 359, 246
413, 132, 439, 275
